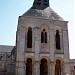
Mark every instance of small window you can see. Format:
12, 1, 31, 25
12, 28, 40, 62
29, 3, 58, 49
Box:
7, 56, 10, 58
44, 0, 47, 2
37, 0, 41, 5
6, 55, 10, 59
0, 56, 3, 60
41, 29, 47, 43
44, 0, 48, 5
74, 66, 75, 69
37, 2, 41, 5
55, 30, 60, 49
44, 3, 48, 5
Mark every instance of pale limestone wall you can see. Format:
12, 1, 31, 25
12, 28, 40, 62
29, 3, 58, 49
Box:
16, 16, 71, 75
16, 17, 26, 75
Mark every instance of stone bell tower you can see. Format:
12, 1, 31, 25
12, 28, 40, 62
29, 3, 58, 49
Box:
16, 0, 70, 75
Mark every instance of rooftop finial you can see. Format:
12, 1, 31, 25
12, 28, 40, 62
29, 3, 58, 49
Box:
32, 0, 49, 10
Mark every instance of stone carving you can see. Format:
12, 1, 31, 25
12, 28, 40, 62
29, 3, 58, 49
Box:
40, 43, 49, 53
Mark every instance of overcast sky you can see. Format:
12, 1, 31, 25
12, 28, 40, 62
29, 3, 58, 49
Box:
0, 0, 75, 59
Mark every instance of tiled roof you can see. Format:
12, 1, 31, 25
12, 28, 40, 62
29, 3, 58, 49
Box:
0, 45, 15, 52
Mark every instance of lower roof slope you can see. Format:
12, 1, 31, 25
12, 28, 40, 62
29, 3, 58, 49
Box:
0, 45, 15, 52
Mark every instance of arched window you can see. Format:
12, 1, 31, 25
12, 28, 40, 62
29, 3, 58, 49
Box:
41, 29, 47, 43
26, 58, 32, 75
27, 27, 32, 48
55, 30, 60, 49
40, 58, 48, 75
45, 31, 47, 43
74, 66, 75, 69
55, 59, 61, 75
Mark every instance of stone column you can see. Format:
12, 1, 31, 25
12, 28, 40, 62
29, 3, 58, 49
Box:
49, 30, 55, 62
34, 27, 40, 61
24, 61, 26, 75
33, 27, 40, 75
35, 61, 40, 75
61, 63, 64, 75
48, 62, 50, 75
49, 62, 51, 75
49, 29, 55, 75
51, 62, 55, 75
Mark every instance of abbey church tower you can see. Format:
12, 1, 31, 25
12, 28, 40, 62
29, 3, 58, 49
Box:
16, 0, 70, 75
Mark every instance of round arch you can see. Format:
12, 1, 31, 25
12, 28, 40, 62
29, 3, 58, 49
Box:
55, 57, 64, 64
40, 58, 48, 75
26, 58, 32, 75
55, 58, 63, 75
40, 24, 49, 32
40, 56, 50, 63
25, 55, 35, 64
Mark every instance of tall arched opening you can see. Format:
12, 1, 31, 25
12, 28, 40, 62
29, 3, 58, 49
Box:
41, 29, 47, 43
27, 27, 32, 48
26, 58, 32, 75
55, 59, 61, 75
55, 30, 60, 49
40, 58, 48, 75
